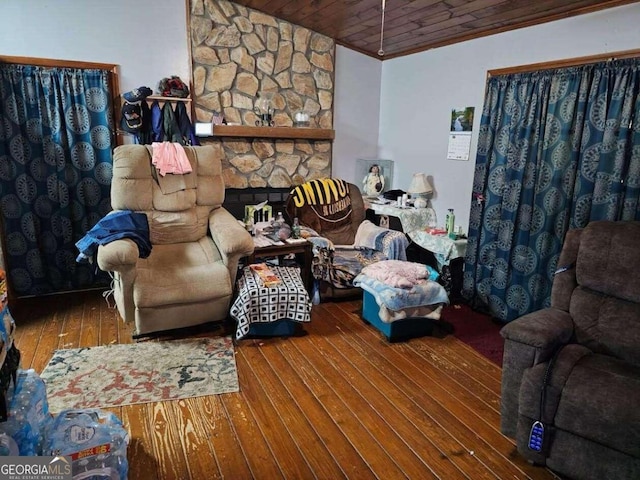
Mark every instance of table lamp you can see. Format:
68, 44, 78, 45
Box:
408, 173, 433, 209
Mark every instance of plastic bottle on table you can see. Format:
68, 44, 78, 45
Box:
446, 209, 456, 238
292, 217, 301, 239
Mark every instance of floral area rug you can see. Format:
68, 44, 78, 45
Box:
40, 337, 239, 413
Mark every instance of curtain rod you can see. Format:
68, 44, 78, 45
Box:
488, 47, 640, 77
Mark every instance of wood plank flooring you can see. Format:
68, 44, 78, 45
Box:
9, 291, 560, 480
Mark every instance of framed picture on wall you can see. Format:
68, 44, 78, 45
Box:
356, 159, 394, 198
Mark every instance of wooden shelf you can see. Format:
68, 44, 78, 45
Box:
211, 125, 334, 140
146, 95, 191, 102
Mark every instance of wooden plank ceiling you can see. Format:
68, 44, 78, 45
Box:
230, 0, 640, 59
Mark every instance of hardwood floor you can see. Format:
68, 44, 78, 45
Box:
10, 290, 559, 480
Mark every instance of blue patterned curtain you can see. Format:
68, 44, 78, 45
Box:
463, 58, 640, 322
0, 65, 114, 297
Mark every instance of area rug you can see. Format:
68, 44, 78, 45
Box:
440, 303, 505, 366
40, 337, 239, 413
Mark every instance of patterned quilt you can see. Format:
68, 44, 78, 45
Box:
231, 266, 311, 340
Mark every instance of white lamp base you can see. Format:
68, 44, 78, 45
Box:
414, 197, 428, 209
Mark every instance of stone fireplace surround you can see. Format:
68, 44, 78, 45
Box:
189, 0, 336, 190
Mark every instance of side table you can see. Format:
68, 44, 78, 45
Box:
367, 203, 436, 234
406, 231, 467, 270
245, 238, 314, 293
366, 205, 467, 300
366, 203, 466, 268
406, 231, 467, 302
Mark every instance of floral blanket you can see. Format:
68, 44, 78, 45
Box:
304, 221, 410, 291
308, 237, 386, 289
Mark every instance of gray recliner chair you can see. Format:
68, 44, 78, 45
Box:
500, 221, 640, 480
97, 144, 254, 337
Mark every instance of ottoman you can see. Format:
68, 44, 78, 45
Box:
231, 265, 312, 340
362, 290, 437, 342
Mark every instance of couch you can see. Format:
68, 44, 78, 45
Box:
97, 144, 254, 337
500, 220, 640, 480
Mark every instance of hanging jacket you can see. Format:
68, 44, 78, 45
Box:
161, 102, 182, 144
75, 210, 152, 263
175, 102, 199, 146
133, 101, 153, 145
151, 100, 164, 143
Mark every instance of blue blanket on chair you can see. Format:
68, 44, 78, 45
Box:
354, 220, 408, 261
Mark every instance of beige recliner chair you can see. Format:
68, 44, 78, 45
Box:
97, 144, 254, 337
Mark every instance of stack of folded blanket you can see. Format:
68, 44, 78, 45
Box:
354, 260, 449, 322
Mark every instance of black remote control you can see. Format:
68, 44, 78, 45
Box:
528, 421, 545, 451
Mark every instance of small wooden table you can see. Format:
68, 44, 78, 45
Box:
245, 238, 314, 293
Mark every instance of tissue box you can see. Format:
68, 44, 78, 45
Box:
362, 290, 434, 342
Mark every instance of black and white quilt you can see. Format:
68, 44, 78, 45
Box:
231, 266, 312, 340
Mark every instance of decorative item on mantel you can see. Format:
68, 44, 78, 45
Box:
254, 92, 275, 127
293, 110, 310, 127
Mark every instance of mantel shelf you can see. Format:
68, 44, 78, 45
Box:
211, 125, 335, 140
146, 95, 192, 102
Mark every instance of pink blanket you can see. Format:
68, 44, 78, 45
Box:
360, 260, 430, 289
152, 142, 192, 176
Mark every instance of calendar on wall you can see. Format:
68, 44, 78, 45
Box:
447, 132, 472, 160
447, 106, 475, 161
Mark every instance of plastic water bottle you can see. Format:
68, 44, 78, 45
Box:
446, 208, 456, 238
275, 211, 285, 226
0, 433, 19, 456
292, 217, 301, 239
0, 369, 52, 456
43, 409, 129, 480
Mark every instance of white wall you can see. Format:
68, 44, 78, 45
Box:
333, 46, 382, 184
3, 0, 640, 232
0, 0, 376, 182
379, 3, 640, 232
0, 0, 190, 95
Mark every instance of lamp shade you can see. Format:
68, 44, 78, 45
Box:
408, 173, 433, 196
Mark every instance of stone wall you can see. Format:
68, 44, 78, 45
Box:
189, 0, 335, 188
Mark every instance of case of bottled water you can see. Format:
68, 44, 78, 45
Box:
0, 368, 52, 455
43, 408, 129, 480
